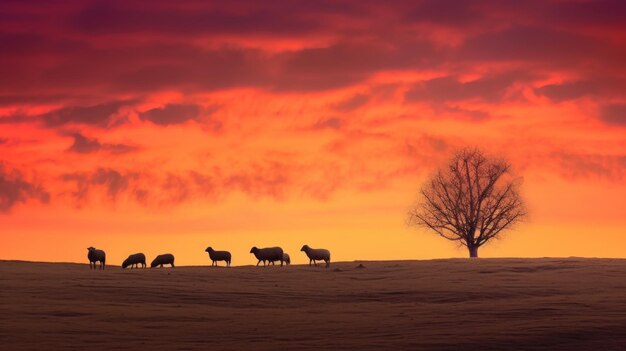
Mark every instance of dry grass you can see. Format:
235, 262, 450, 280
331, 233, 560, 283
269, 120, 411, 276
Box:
1, 258, 625, 350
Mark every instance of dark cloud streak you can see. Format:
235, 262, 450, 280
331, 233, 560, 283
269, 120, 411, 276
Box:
139, 104, 201, 125
333, 94, 369, 112
0, 164, 50, 212
405, 71, 534, 104
67, 1, 324, 36
599, 104, 626, 126
66, 132, 138, 154
41, 101, 130, 127
62, 168, 137, 203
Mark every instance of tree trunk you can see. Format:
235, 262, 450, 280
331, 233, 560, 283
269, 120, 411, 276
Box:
468, 245, 478, 258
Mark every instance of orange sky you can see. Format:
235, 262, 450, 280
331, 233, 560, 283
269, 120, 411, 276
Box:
1, 1, 625, 266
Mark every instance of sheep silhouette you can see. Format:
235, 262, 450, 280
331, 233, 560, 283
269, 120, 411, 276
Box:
205, 247, 231, 267
87, 247, 106, 270
151, 254, 175, 268
301, 245, 331, 268
122, 253, 146, 269
250, 247, 284, 267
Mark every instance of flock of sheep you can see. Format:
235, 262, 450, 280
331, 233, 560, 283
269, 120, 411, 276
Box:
86, 245, 331, 270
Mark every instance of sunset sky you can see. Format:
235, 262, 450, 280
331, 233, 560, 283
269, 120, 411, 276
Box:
1, 0, 625, 266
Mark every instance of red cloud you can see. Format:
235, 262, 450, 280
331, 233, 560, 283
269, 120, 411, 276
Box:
65, 132, 138, 154
0, 163, 50, 212
0, 0, 625, 213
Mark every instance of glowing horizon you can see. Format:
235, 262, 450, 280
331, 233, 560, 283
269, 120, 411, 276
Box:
1, 0, 625, 266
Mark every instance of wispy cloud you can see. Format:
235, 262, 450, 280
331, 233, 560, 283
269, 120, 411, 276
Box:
0, 164, 49, 212
66, 132, 138, 154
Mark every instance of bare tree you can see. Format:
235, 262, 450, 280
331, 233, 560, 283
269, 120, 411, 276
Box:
408, 148, 526, 257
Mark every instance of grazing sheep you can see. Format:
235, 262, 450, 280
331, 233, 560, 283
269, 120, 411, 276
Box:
151, 254, 175, 268
250, 246, 284, 267
87, 247, 106, 270
300, 245, 331, 268
122, 253, 146, 269
205, 247, 232, 267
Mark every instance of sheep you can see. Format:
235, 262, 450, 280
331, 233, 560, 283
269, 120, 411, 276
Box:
300, 245, 331, 268
87, 247, 106, 270
268, 253, 289, 266
151, 254, 175, 268
122, 253, 146, 269
205, 247, 231, 267
250, 246, 284, 267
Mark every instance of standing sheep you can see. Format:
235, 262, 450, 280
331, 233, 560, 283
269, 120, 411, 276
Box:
205, 247, 232, 267
87, 247, 106, 270
268, 253, 289, 266
250, 246, 284, 267
122, 253, 146, 269
300, 245, 331, 268
151, 254, 175, 268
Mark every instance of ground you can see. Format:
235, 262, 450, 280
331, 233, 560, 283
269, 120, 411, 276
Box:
1, 258, 625, 350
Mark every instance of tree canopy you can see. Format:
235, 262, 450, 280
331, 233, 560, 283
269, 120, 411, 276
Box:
408, 148, 526, 257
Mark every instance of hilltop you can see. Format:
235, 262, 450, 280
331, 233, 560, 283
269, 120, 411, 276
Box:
1, 258, 625, 350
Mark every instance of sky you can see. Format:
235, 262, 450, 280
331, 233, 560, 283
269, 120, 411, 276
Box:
1, 0, 625, 266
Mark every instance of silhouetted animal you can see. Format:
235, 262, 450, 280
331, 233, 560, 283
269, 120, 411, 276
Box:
87, 247, 106, 270
250, 246, 284, 267
205, 247, 231, 267
122, 253, 146, 269
268, 253, 288, 266
151, 254, 175, 268
301, 245, 331, 268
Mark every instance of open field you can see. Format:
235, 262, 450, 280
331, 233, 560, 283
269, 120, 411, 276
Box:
1, 258, 625, 350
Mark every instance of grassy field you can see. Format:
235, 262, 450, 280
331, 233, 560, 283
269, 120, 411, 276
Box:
1, 258, 625, 350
